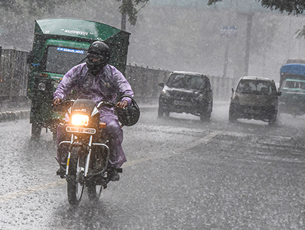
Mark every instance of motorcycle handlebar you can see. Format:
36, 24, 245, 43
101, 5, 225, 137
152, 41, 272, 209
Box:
51, 100, 74, 113
52, 99, 116, 110
97, 101, 116, 109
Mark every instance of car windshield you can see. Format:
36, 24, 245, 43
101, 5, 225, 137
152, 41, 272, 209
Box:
282, 80, 305, 90
167, 74, 206, 90
236, 80, 273, 95
45, 46, 87, 74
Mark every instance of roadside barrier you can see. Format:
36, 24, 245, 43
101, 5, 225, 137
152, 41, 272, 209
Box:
0, 110, 30, 122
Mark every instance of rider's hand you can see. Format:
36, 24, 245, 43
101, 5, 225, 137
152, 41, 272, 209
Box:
116, 100, 128, 109
53, 98, 62, 106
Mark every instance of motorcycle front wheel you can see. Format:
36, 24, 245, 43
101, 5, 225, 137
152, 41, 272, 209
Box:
87, 151, 104, 201
87, 182, 103, 201
67, 146, 84, 206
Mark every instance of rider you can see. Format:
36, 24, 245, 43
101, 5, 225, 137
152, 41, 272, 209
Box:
53, 41, 134, 181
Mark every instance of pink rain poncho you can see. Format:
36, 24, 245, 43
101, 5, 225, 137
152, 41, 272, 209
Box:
54, 63, 134, 168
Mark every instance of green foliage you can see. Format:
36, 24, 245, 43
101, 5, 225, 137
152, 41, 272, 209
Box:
208, 0, 305, 14
260, 0, 305, 14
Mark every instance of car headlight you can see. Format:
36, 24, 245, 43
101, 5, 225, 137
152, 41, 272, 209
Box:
231, 94, 239, 103
161, 89, 170, 97
38, 82, 46, 91
194, 92, 204, 101
71, 114, 89, 126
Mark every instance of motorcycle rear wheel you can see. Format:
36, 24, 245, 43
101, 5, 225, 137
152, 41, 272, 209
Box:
67, 146, 84, 206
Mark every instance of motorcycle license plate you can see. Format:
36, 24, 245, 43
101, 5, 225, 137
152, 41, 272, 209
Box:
66, 126, 96, 134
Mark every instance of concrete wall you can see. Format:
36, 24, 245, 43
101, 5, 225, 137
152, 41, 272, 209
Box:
0, 47, 29, 102
126, 65, 235, 102
0, 48, 234, 104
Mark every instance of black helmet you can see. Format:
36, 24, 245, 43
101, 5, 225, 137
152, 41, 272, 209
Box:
116, 96, 140, 126
86, 41, 110, 73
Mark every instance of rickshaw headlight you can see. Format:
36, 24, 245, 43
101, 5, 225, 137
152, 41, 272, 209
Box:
38, 82, 46, 91
71, 114, 89, 126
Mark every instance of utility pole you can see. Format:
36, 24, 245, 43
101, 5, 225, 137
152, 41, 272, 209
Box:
244, 12, 254, 76
221, 0, 235, 78
121, 12, 127, 31
120, 0, 127, 31
223, 39, 230, 78
221, 26, 237, 77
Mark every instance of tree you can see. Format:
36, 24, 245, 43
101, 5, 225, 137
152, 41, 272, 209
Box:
208, 0, 305, 14
117, 0, 149, 30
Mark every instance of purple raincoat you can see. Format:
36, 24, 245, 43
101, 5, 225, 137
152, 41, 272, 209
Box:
54, 63, 134, 168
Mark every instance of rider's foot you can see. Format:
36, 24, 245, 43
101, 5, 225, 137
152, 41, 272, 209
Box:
109, 168, 120, 181
56, 167, 66, 178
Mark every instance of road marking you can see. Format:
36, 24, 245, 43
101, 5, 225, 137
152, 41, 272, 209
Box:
0, 180, 65, 203
180, 130, 221, 151
123, 157, 156, 167
124, 130, 221, 165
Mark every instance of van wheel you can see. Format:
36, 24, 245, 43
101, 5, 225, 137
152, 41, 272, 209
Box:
229, 104, 237, 122
200, 112, 210, 122
158, 107, 164, 117
207, 100, 213, 115
268, 114, 277, 125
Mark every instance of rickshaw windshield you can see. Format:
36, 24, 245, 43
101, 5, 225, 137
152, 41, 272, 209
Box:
167, 74, 206, 90
45, 46, 87, 74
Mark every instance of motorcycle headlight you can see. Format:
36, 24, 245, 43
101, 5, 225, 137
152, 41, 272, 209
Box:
71, 114, 89, 126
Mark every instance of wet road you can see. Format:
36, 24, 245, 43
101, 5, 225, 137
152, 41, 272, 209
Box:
1, 101, 305, 229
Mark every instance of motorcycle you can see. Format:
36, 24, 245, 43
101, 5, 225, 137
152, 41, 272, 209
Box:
55, 98, 122, 206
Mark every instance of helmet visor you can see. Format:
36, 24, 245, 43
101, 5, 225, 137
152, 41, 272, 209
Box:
87, 53, 106, 64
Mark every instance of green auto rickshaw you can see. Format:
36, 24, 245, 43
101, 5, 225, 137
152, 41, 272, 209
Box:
27, 18, 130, 139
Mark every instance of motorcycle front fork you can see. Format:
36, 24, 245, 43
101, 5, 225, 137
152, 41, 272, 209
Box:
64, 134, 110, 178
